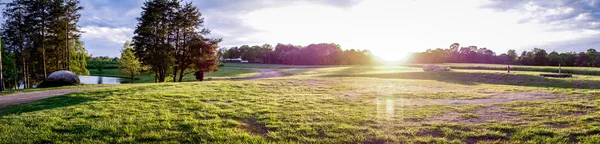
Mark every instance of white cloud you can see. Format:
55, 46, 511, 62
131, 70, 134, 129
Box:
80, 26, 134, 57
76, 0, 600, 60
81, 26, 133, 44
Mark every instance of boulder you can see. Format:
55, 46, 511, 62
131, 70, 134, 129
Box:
422, 65, 436, 71
37, 70, 81, 88
423, 65, 451, 72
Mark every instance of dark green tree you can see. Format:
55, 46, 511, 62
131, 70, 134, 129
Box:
132, 0, 179, 82
2, 0, 85, 89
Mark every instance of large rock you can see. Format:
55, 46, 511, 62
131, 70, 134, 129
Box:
423, 65, 451, 72
37, 70, 81, 88
422, 65, 436, 71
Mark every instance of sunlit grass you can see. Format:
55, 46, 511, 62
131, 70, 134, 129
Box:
89, 66, 259, 83
3, 64, 600, 143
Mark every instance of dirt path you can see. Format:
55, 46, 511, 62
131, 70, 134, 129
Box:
0, 87, 102, 108
233, 69, 285, 80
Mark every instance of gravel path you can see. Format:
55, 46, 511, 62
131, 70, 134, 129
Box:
0, 87, 101, 108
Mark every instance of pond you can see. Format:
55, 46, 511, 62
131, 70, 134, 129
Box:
79, 76, 122, 84
14, 76, 122, 89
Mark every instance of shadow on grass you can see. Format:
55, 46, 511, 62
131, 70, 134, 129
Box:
323, 71, 597, 89
0, 89, 118, 116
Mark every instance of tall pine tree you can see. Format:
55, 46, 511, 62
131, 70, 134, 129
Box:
2, 0, 86, 88
133, 0, 220, 82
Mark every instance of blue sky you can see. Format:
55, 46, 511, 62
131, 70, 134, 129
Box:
6, 0, 600, 60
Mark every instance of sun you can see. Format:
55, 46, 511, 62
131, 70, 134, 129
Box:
373, 49, 411, 62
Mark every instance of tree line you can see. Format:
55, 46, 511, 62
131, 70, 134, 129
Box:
1, 0, 88, 89
132, 0, 221, 82
220, 43, 378, 65
410, 43, 600, 67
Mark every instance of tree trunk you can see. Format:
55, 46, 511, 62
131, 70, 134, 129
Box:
131, 71, 134, 84
55, 45, 59, 71
172, 66, 178, 82
42, 18, 47, 78
22, 57, 26, 88
195, 71, 204, 81
154, 71, 158, 83
178, 68, 185, 82
159, 69, 166, 82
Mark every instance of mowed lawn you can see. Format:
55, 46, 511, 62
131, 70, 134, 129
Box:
404, 63, 600, 76
89, 65, 260, 83
3, 65, 600, 143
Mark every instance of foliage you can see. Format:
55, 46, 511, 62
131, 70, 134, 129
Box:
87, 56, 118, 62
1, 0, 84, 89
89, 65, 258, 83
404, 63, 600, 76
410, 42, 600, 67
86, 60, 119, 69
223, 43, 377, 65
132, 0, 220, 82
93, 61, 105, 73
118, 41, 143, 83
70, 41, 90, 75
1, 38, 18, 89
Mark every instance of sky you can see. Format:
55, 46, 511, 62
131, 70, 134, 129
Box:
8, 0, 600, 61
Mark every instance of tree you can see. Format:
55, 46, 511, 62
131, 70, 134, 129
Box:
2, 0, 85, 89
132, 0, 179, 82
119, 41, 143, 83
533, 48, 549, 66
548, 51, 562, 66
133, 0, 220, 82
70, 41, 89, 75
507, 49, 518, 64
587, 49, 598, 66
191, 37, 221, 81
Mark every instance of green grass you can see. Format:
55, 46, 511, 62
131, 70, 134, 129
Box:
393, 91, 492, 100
87, 60, 120, 69
0, 84, 115, 96
404, 63, 600, 76
5, 65, 600, 143
89, 66, 259, 83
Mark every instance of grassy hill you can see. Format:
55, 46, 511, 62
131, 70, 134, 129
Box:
2, 64, 600, 143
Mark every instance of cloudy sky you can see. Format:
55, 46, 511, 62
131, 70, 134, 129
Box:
59, 0, 600, 60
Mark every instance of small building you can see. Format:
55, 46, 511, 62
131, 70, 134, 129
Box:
221, 58, 242, 63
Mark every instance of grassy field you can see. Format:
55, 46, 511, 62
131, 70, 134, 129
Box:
3, 65, 600, 143
404, 63, 600, 76
89, 65, 259, 83
0, 84, 115, 96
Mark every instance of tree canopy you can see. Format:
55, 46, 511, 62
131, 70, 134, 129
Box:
410, 43, 600, 67
132, 0, 221, 82
1, 0, 87, 89
223, 43, 378, 65
118, 41, 143, 83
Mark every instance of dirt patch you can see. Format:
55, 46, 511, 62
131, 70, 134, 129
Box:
238, 118, 269, 136
0, 87, 107, 108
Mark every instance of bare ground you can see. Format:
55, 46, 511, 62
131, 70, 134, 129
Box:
0, 87, 103, 108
